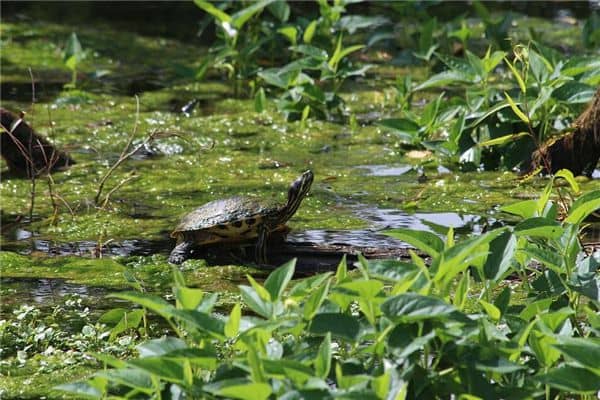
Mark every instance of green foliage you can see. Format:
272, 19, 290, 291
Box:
58, 186, 600, 399
63, 32, 84, 89
381, 41, 599, 170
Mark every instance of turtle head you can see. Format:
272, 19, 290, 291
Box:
282, 170, 314, 222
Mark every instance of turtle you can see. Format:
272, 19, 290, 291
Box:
168, 170, 314, 264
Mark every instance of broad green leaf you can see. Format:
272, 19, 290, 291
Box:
239, 285, 271, 318
366, 259, 420, 283
382, 293, 456, 322
521, 245, 564, 273
328, 34, 364, 70
554, 169, 579, 193
436, 228, 508, 284
108, 291, 175, 320
479, 299, 501, 321
478, 132, 528, 147
383, 228, 444, 258
504, 92, 530, 123
267, 0, 290, 22
514, 217, 563, 239
482, 231, 516, 281
565, 190, 600, 225
219, 383, 272, 400
335, 254, 348, 282
63, 32, 83, 68
205, 379, 272, 400
315, 332, 331, 378
303, 20, 318, 44
225, 303, 241, 338
277, 25, 297, 45
194, 0, 231, 23
337, 279, 384, 299
553, 337, 600, 374
538, 307, 574, 332
97, 369, 153, 392
303, 278, 331, 320
528, 49, 551, 83
54, 381, 104, 399
258, 69, 291, 89
172, 309, 226, 339
137, 337, 186, 357
376, 118, 420, 142
474, 357, 525, 373
164, 348, 218, 370
262, 359, 314, 384
500, 199, 537, 219
529, 331, 560, 366
128, 357, 185, 383
483, 50, 506, 73
289, 272, 332, 298
174, 286, 204, 310
415, 70, 475, 91
519, 298, 553, 321
247, 274, 271, 301
264, 258, 296, 301
494, 287, 511, 316
108, 309, 143, 340
254, 88, 267, 112
535, 366, 600, 392
247, 345, 266, 383
309, 313, 360, 341
453, 271, 470, 310
388, 327, 436, 358
231, 0, 277, 29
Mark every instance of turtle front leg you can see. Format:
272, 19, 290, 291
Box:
169, 240, 194, 265
255, 225, 269, 265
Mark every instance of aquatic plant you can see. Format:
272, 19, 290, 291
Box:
58, 183, 600, 399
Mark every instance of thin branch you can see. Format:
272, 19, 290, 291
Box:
100, 173, 139, 210
94, 96, 141, 205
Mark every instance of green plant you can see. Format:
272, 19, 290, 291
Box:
62, 32, 84, 89
194, 0, 288, 97
58, 184, 600, 399
388, 42, 599, 170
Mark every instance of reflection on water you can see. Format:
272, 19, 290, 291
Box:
0, 277, 123, 319
357, 164, 413, 177
289, 229, 407, 248
355, 205, 495, 236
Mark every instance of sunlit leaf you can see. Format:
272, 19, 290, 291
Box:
382, 293, 456, 322
309, 313, 360, 341
565, 190, 600, 225
504, 92, 530, 124
383, 228, 443, 258
264, 258, 296, 301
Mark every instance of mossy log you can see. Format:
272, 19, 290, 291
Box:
527, 87, 600, 176
0, 108, 75, 177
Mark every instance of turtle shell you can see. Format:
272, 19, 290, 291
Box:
171, 196, 283, 244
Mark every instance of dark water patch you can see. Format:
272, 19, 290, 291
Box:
0, 277, 123, 319
1, 80, 66, 103
2, 237, 171, 258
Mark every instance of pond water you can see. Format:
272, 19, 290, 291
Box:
1, 4, 599, 319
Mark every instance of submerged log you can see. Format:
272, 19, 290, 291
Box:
0, 108, 75, 177
526, 87, 600, 176
186, 237, 421, 274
